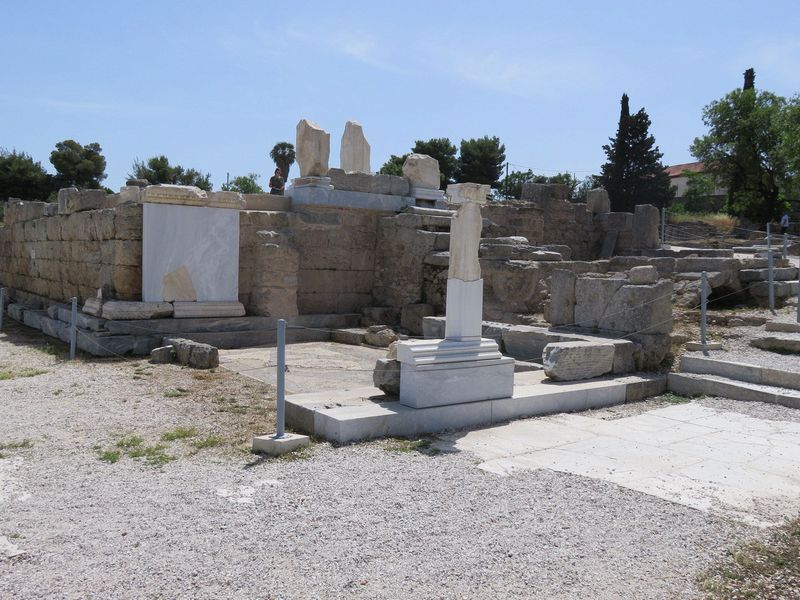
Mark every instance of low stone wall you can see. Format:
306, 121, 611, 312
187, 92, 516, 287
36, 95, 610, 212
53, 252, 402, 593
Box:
0, 199, 143, 302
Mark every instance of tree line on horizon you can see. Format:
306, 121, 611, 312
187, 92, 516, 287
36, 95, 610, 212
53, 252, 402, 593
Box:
3, 73, 799, 223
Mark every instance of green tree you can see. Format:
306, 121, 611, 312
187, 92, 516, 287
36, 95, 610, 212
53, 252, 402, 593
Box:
0, 149, 54, 201
498, 169, 583, 200
599, 93, 674, 211
49, 140, 107, 189
269, 142, 295, 179
378, 154, 409, 176
456, 136, 506, 188
129, 155, 212, 191
680, 170, 718, 212
221, 173, 264, 194
412, 138, 457, 187
691, 72, 792, 222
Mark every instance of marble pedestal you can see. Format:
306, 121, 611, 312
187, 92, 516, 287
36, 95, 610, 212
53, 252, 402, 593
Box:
444, 278, 483, 340
395, 338, 515, 408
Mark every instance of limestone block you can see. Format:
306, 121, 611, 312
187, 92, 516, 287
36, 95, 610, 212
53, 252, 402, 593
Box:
543, 341, 614, 381
634, 204, 660, 249
364, 325, 399, 347
58, 188, 112, 214
83, 297, 103, 317
45, 217, 62, 241
101, 301, 173, 320
586, 188, 610, 214
628, 265, 658, 285
142, 185, 208, 207
401, 303, 434, 336
373, 358, 400, 396
172, 301, 245, 318
598, 280, 673, 334
361, 306, 401, 327
113, 204, 143, 240
402, 154, 440, 190
209, 191, 246, 209
296, 119, 330, 177
548, 269, 576, 326
163, 337, 219, 369
119, 186, 142, 204
327, 168, 409, 196
574, 277, 626, 328
149, 345, 175, 364
340, 120, 371, 173
93, 209, 116, 241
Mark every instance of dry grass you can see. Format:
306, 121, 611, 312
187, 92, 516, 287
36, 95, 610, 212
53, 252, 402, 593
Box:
697, 516, 800, 599
668, 212, 741, 231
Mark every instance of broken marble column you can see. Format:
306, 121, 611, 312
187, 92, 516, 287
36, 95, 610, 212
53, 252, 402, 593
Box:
340, 120, 370, 173
294, 119, 332, 189
393, 182, 514, 409
444, 183, 488, 340
402, 153, 445, 204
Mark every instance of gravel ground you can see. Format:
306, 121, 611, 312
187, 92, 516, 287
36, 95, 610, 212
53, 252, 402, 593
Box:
0, 321, 777, 600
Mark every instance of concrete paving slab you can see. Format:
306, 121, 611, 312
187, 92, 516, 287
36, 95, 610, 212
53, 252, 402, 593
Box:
440, 403, 800, 526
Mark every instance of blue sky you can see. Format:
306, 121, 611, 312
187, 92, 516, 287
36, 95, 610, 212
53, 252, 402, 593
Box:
2, 1, 799, 190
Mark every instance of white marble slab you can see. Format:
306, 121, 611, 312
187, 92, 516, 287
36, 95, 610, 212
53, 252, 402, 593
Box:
143, 203, 240, 303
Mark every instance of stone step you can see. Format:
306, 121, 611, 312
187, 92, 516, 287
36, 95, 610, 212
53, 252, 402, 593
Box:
739, 267, 799, 282
668, 372, 800, 409
749, 280, 799, 298
766, 321, 800, 333
680, 355, 800, 392
330, 328, 367, 346
644, 248, 733, 258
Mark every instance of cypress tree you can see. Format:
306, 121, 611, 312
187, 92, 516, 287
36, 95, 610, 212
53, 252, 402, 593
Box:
599, 94, 674, 211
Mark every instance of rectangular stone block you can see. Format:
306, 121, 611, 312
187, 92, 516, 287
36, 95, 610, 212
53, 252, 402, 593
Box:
101, 301, 173, 320
543, 341, 615, 381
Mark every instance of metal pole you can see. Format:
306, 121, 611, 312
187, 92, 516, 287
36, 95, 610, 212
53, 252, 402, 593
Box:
275, 318, 286, 438
700, 271, 708, 346
783, 233, 788, 260
0, 287, 5, 332
661, 207, 666, 246
768, 249, 775, 312
767, 222, 771, 252
69, 297, 77, 360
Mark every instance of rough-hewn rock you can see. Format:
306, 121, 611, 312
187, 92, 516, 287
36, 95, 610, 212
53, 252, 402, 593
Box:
586, 189, 610, 214
340, 120, 370, 173
373, 358, 400, 396
628, 265, 658, 285
364, 325, 399, 347
150, 345, 175, 364
296, 119, 330, 177
543, 341, 614, 381
402, 154, 440, 190
163, 337, 219, 369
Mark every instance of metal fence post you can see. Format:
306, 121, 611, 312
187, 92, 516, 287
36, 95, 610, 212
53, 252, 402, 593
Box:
0, 287, 5, 332
661, 207, 666, 246
276, 318, 286, 439
767, 222, 771, 252
69, 297, 77, 360
768, 249, 775, 312
700, 271, 708, 346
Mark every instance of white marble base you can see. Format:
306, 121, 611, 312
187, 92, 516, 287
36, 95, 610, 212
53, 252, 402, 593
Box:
143, 203, 240, 303
395, 337, 515, 408
173, 301, 245, 318
444, 278, 483, 340
410, 186, 446, 202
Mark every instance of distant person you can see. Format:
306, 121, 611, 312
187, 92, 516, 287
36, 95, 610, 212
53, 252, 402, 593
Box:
269, 168, 285, 196
780, 211, 790, 235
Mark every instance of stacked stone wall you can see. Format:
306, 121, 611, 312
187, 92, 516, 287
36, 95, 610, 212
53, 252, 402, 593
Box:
0, 200, 142, 303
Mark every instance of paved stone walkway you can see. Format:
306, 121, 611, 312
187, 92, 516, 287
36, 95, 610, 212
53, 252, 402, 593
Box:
438, 403, 800, 526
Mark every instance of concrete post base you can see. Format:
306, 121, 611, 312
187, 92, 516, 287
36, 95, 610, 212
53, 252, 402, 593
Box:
252, 432, 310, 456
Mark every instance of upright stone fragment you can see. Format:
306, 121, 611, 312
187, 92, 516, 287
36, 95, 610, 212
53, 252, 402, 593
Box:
402, 154, 440, 190
340, 120, 371, 173
587, 188, 610, 214
543, 341, 614, 381
296, 119, 331, 177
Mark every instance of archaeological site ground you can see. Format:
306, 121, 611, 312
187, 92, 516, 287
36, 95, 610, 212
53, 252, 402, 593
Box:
2, 118, 800, 599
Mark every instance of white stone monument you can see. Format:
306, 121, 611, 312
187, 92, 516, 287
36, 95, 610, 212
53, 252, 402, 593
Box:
293, 119, 333, 190
394, 183, 514, 408
340, 120, 370, 173
141, 185, 245, 318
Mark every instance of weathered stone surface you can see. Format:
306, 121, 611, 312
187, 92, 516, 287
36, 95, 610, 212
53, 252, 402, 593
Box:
82, 297, 103, 317
296, 119, 330, 177
373, 358, 400, 396
521, 183, 569, 203
58, 188, 115, 214
364, 325, 399, 347
7, 304, 25, 321
574, 277, 626, 328
598, 280, 673, 334
586, 188, 610, 214
101, 301, 173, 320
340, 120, 370, 173
543, 341, 614, 381
548, 269, 576, 326
172, 301, 245, 318
634, 204, 660, 249
150, 345, 175, 364
628, 265, 658, 285
119, 186, 142, 204
402, 154, 440, 190
142, 184, 207, 206
163, 337, 219, 369
361, 306, 401, 327
327, 169, 409, 196
751, 336, 800, 354
330, 328, 366, 345
401, 303, 434, 336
